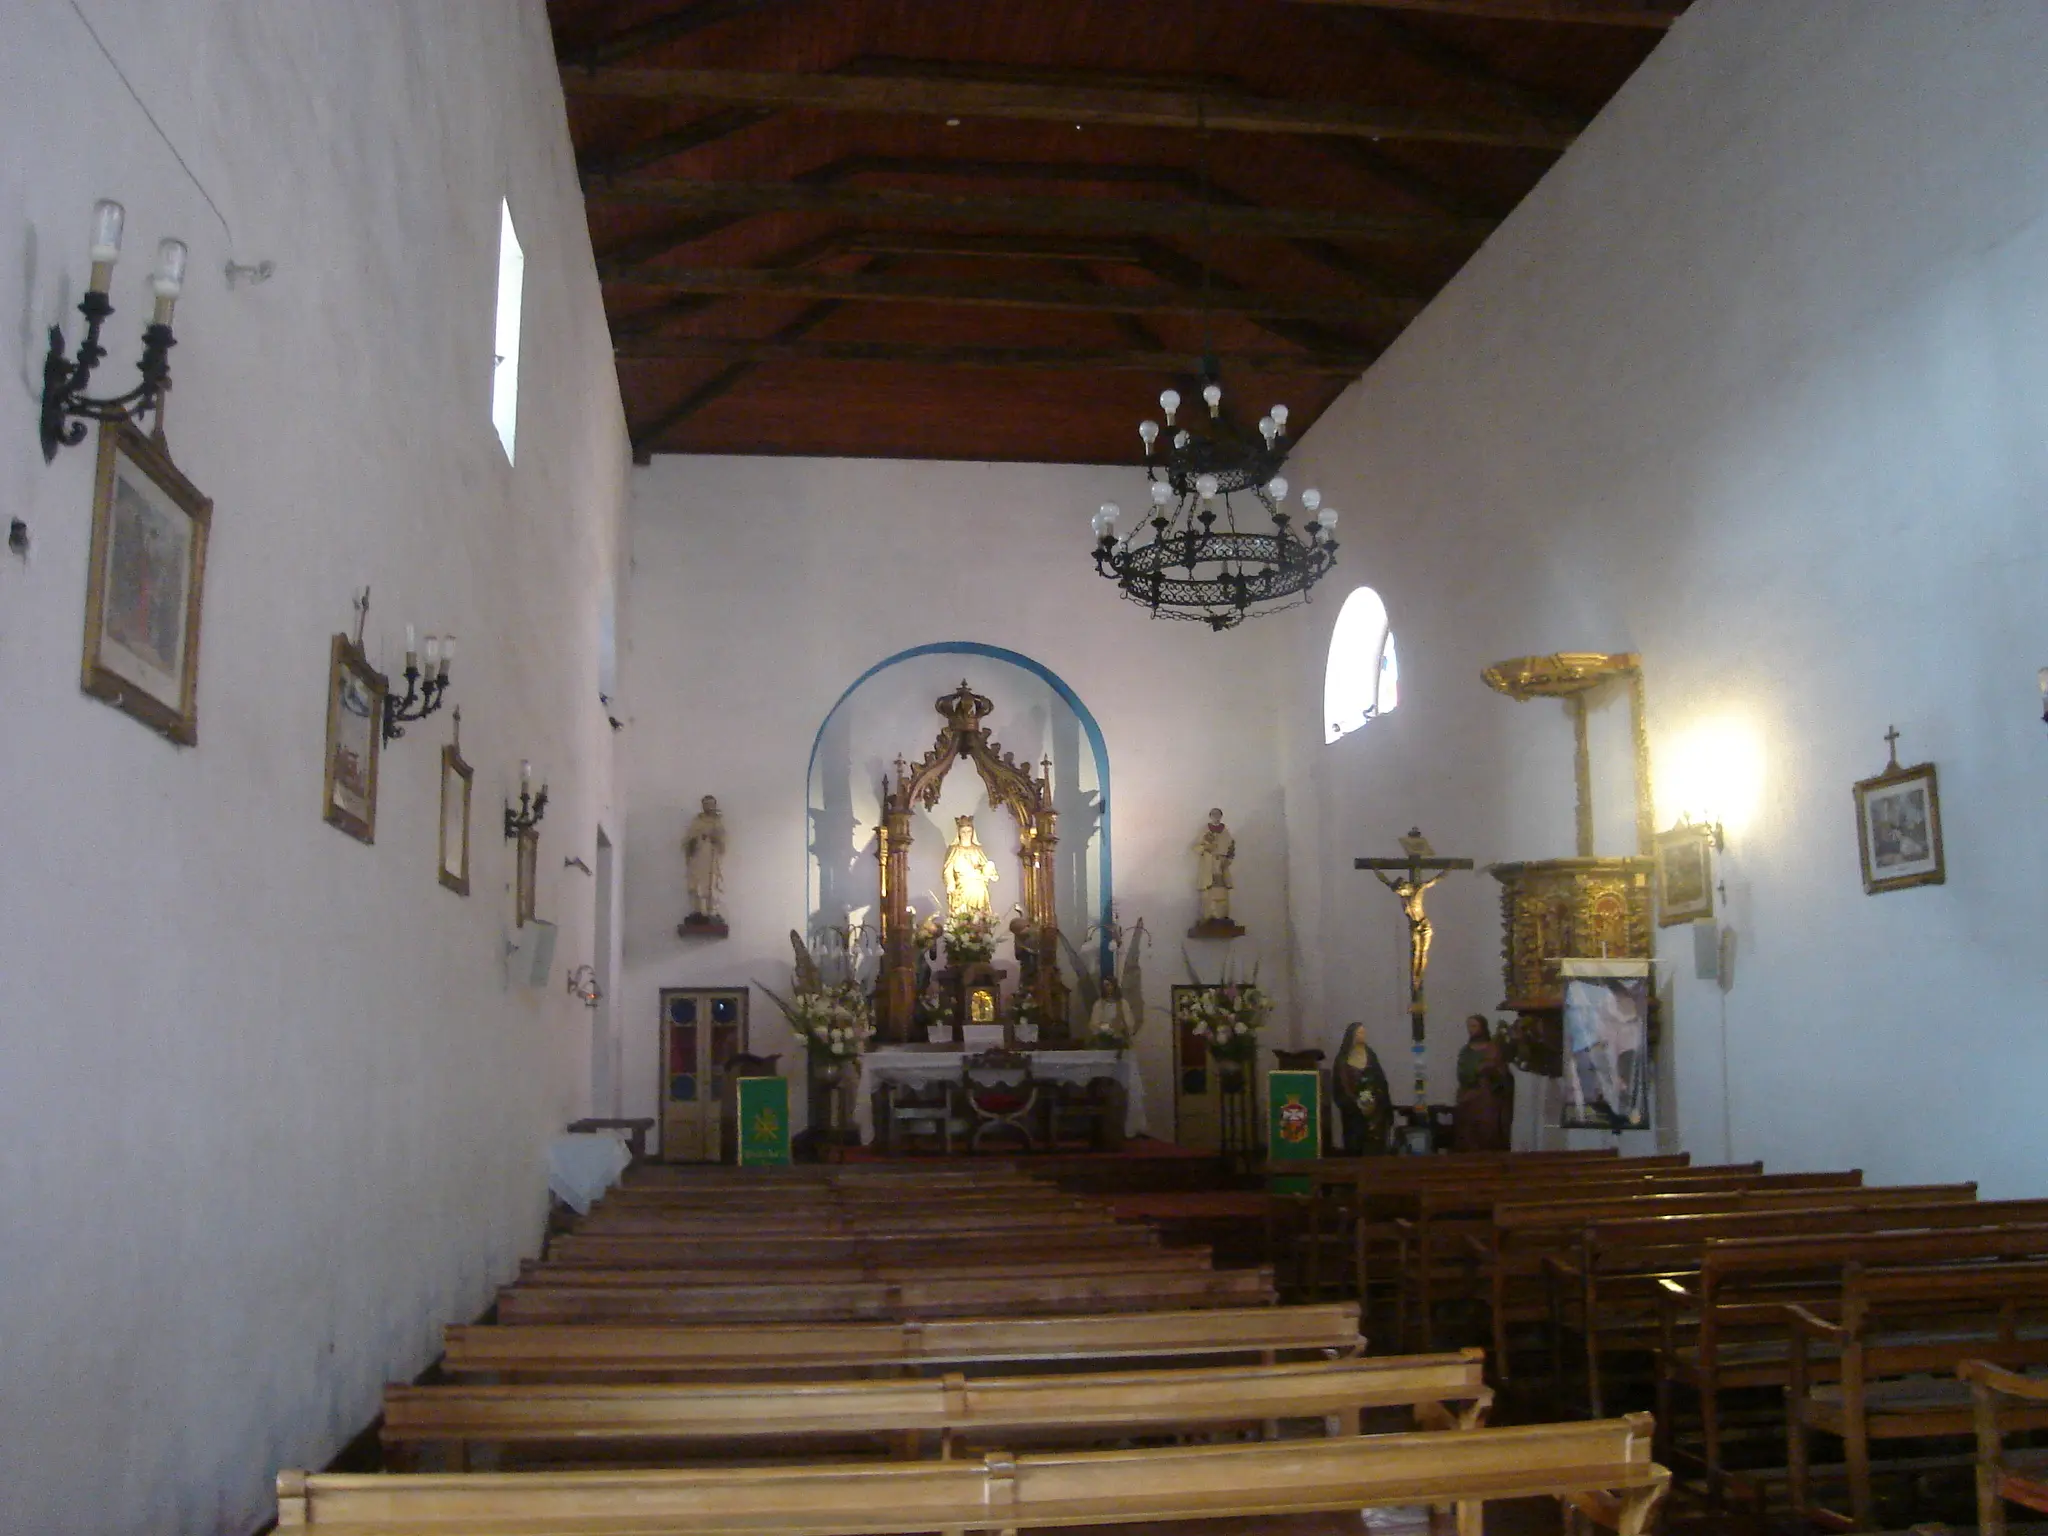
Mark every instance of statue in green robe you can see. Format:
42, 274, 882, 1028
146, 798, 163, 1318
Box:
1453, 1013, 1516, 1151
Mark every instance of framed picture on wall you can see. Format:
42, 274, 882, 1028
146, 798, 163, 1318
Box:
322, 632, 386, 844
1654, 822, 1716, 926
80, 423, 211, 745
1854, 758, 1943, 895
438, 728, 473, 895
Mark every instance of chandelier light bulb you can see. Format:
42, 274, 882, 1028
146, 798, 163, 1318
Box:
1301, 488, 1321, 514
1318, 506, 1339, 533
1258, 415, 1277, 447
1202, 382, 1223, 416
1196, 474, 1219, 500
1150, 480, 1172, 506
1138, 419, 1159, 452
1159, 389, 1180, 423
1173, 430, 1190, 449
1092, 503, 1120, 538
1267, 476, 1288, 502
1270, 404, 1289, 433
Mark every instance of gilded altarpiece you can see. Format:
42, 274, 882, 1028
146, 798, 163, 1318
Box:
875, 684, 1069, 1043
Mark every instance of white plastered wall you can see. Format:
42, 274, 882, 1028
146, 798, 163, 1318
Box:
1280, 0, 2048, 1186
620, 455, 1302, 1141
0, 5, 627, 1531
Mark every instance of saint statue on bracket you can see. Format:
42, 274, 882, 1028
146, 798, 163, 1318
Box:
942, 814, 999, 919
1189, 807, 1245, 939
678, 794, 729, 940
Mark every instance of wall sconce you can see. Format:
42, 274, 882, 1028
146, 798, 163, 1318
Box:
41, 200, 187, 461
566, 964, 603, 1008
1677, 810, 1726, 852
2038, 667, 2047, 726
383, 624, 454, 743
505, 760, 549, 839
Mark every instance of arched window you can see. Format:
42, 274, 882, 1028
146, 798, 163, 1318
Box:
1324, 586, 1399, 743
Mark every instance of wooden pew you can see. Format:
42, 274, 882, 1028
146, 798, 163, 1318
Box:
569, 1207, 1123, 1238
539, 1226, 1166, 1269
590, 1186, 1085, 1214
1653, 1220, 2048, 1503
1783, 1264, 2048, 1530
495, 1264, 1277, 1324
516, 1247, 1219, 1287
624, 1163, 1027, 1186
442, 1301, 1366, 1382
381, 1351, 1493, 1469
280, 1412, 1670, 1534
1962, 1359, 2048, 1536
1523, 1184, 1981, 1406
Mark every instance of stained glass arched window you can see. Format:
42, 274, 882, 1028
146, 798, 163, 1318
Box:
1324, 586, 1399, 743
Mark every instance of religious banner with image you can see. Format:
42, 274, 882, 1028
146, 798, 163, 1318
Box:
1559, 958, 1652, 1131
1265, 1069, 1323, 1194
736, 1074, 791, 1166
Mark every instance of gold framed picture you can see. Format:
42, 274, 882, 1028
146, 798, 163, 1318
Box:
322, 633, 386, 843
81, 422, 211, 744
1854, 759, 1944, 895
438, 738, 473, 895
1654, 822, 1716, 927
515, 826, 539, 925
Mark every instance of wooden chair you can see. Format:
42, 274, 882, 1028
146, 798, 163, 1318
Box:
872, 1077, 955, 1155
1044, 1075, 1126, 1152
956, 1048, 1040, 1153
281, 1412, 1670, 1534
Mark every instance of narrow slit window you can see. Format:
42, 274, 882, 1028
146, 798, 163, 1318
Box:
491, 199, 525, 464
1324, 585, 1398, 744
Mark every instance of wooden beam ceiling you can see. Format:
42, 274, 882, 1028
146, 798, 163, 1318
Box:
548, 0, 1687, 461
563, 66, 1582, 149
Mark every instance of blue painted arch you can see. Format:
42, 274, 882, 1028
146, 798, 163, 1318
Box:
806, 641, 1114, 977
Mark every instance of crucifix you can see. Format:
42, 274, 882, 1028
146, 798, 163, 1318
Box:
1355, 828, 1475, 1108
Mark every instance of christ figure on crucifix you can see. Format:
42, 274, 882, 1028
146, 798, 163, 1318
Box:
1373, 868, 1450, 997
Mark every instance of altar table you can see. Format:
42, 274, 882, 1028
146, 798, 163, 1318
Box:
854, 1048, 1148, 1143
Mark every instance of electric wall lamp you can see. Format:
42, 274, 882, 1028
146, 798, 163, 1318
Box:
41, 200, 186, 461
505, 760, 549, 839
383, 624, 455, 744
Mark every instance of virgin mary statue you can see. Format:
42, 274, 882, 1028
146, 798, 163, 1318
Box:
942, 815, 999, 919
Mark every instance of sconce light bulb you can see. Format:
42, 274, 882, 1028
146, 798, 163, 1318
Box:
1266, 476, 1289, 502
440, 634, 455, 671
521, 759, 532, 789
424, 634, 441, 666
90, 200, 125, 264
1202, 382, 1223, 416
151, 238, 187, 297
1158, 389, 1180, 423
2038, 665, 2048, 697
405, 623, 417, 655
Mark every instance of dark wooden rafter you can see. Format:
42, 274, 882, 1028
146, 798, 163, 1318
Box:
578, 106, 777, 182
604, 265, 1422, 327
1282, 0, 1682, 25
1307, 6, 1596, 131
628, 295, 846, 460
559, 0, 809, 67
562, 66, 1583, 149
613, 337, 1375, 373
591, 176, 1497, 250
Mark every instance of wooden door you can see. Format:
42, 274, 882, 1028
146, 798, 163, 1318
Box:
660, 987, 748, 1162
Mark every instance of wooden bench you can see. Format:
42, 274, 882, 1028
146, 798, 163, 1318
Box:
1962, 1359, 2048, 1536
382, 1351, 1493, 1469
495, 1265, 1277, 1324
539, 1227, 1166, 1269
1529, 1186, 1984, 1408
1784, 1264, 2048, 1530
569, 1207, 1123, 1238
443, 1300, 1364, 1382
516, 1247, 1218, 1288
1653, 1220, 2048, 1503
281, 1412, 1669, 1534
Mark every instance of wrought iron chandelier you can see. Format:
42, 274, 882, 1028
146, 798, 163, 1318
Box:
1090, 369, 1339, 631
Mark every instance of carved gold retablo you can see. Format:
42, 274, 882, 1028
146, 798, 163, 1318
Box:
1481, 652, 1639, 700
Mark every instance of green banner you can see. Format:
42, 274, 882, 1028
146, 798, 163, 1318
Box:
736, 1075, 792, 1166
1266, 1069, 1322, 1194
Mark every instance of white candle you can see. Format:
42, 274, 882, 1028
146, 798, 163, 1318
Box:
520, 760, 532, 790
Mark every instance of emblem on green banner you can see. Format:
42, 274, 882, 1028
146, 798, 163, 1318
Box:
736, 1074, 792, 1166
1265, 1069, 1322, 1194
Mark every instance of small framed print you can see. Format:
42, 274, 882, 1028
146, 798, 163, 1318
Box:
81, 423, 211, 744
515, 826, 539, 926
438, 739, 473, 895
1654, 822, 1716, 927
322, 633, 387, 844
1854, 759, 1944, 895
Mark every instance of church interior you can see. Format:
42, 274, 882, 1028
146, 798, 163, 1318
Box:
6, 2, 2048, 1533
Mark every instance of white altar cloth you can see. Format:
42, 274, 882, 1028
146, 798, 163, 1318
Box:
854, 1048, 1148, 1142
546, 1133, 631, 1214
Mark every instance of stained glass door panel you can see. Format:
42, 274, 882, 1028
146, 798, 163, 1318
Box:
661, 987, 749, 1162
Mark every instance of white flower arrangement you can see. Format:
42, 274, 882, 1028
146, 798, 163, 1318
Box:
758, 979, 876, 1061
1183, 981, 1273, 1062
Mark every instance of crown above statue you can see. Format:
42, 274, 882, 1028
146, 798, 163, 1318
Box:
937, 681, 994, 735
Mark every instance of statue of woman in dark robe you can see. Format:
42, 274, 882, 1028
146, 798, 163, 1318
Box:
1452, 1013, 1516, 1151
1331, 1022, 1393, 1156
